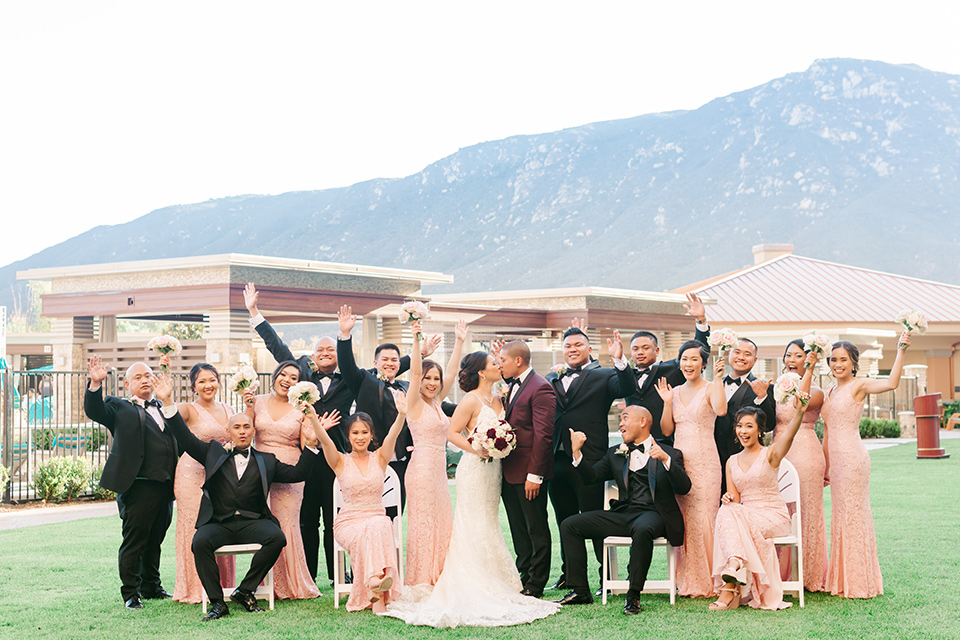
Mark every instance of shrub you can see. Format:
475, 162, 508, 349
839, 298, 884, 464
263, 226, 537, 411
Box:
89, 427, 109, 450
859, 418, 902, 439
446, 448, 462, 479
0, 463, 9, 496
859, 418, 878, 439
31, 457, 91, 502
90, 463, 116, 500
34, 428, 58, 451
943, 400, 960, 424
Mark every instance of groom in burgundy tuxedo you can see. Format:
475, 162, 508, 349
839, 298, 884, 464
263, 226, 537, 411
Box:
498, 341, 556, 599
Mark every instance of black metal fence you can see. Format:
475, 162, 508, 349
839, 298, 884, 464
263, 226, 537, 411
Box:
1, 368, 272, 503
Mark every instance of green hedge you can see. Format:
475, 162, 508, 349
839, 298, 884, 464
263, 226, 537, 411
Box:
33, 427, 108, 451
90, 463, 116, 501
859, 417, 902, 439
31, 457, 91, 502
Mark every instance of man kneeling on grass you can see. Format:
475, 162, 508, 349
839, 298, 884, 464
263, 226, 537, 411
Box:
156, 375, 330, 621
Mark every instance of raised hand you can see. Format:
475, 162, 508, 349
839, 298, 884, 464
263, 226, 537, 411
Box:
897, 330, 911, 350
318, 410, 341, 432
607, 330, 624, 360
411, 320, 423, 342
242, 387, 256, 406
490, 339, 505, 359
804, 350, 820, 369
422, 333, 442, 357
747, 377, 770, 399
683, 292, 706, 323
713, 358, 726, 380
392, 389, 408, 416
243, 283, 259, 316
568, 429, 587, 456
299, 401, 317, 417
793, 391, 810, 412
338, 305, 356, 338
87, 355, 108, 384
570, 317, 588, 333
654, 378, 674, 403
648, 442, 669, 464
154, 373, 174, 405
454, 319, 468, 343
159, 353, 171, 369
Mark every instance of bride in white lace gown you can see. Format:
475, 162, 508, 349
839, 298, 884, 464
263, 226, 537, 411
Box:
382, 351, 560, 628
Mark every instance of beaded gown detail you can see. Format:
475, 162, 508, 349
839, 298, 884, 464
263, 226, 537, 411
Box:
253, 396, 320, 600
404, 399, 453, 586
333, 453, 401, 612
713, 451, 792, 609
382, 404, 560, 627
672, 384, 721, 597
173, 402, 236, 603
774, 400, 828, 592
821, 383, 883, 598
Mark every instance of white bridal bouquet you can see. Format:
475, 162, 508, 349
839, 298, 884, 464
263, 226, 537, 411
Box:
287, 381, 320, 413
467, 412, 517, 462
229, 365, 260, 394
773, 372, 809, 406
895, 309, 928, 335
802, 330, 832, 367
709, 327, 740, 357
147, 335, 183, 373
399, 300, 430, 341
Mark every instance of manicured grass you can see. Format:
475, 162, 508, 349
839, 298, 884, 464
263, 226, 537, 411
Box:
1, 441, 957, 640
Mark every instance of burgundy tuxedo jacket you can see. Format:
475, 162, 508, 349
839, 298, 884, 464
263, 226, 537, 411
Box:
502, 370, 556, 485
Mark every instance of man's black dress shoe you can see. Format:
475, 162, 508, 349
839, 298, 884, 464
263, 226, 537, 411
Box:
550, 576, 567, 590
142, 588, 172, 599
230, 588, 265, 612
202, 601, 230, 621
623, 595, 642, 615
595, 587, 605, 599
554, 590, 593, 605
520, 587, 544, 598
124, 596, 143, 610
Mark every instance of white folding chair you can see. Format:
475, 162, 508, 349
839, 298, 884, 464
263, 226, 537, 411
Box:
331, 465, 404, 608
201, 544, 275, 613
773, 458, 804, 608
600, 481, 676, 604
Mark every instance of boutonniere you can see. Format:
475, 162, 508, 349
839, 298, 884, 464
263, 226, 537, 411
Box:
376, 371, 389, 384
492, 380, 510, 401
223, 442, 235, 453
615, 443, 629, 457
551, 364, 568, 376
307, 359, 318, 372
627, 359, 639, 370
126, 396, 145, 408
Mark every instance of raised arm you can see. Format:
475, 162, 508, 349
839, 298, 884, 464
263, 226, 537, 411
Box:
406, 321, 425, 418
378, 390, 408, 469
156, 373, 209, 463
709, 358, 728, 416
768, 393, 809, 467
569, 429, 614, 485
246, 282, 297, 364
84, 355, 117, 432
301, 403, 344, 474
440, 320, 468, 403
854, 331, 910, 400
336, 305, 364, 392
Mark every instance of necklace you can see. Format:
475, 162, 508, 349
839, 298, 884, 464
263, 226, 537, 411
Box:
471, 390, 494, 407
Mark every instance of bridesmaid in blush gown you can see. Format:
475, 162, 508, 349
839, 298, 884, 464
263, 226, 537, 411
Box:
403, 320, 467, 588
312, 394, 407, 612
710, 397, 807, 611
821, 332, 910, 599
772, 341, 827, 592
250, 361, 321, 600
170, 362, 237, 603
656, 340, 727, 598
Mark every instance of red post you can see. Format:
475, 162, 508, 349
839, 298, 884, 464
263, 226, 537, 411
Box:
913, 393, 950, 459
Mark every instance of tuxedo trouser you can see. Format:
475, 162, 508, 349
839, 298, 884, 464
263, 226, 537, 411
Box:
388, 459, 408, 517
501, 478, 551, 593
548, 452, 605, 579
116, 479, 174, 601
192, 517, 287, 602
560, 507, 666, 594
300, 454, 336, 581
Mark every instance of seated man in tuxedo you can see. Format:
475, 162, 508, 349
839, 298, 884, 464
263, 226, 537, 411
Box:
610, 293, 710, 445
556, 405, 691, 615
715, 337, 775, 493
155, 377, 322, 621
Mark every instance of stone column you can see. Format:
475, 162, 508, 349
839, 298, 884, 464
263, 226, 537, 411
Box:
205, 309, 254, 373
98, 315, 118, 343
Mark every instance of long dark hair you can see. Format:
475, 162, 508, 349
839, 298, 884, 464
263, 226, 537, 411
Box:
271, 360, 300, 391
782, 339, 805, 373
343, 412, 379, 452
189, 362, 220, 393
458, 351, 490, 392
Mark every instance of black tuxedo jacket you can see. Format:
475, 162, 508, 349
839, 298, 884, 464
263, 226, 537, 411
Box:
166, 411, 316, 528
545, 360, 628, 461
576, 442, 691, 547
256, 319, 385, 452
616, 325, 710, 445
714, 374, 776, 467
84, 386, 178, 494
337, 336, 413, 460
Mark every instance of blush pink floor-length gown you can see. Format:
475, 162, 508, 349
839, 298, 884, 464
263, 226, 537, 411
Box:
821, 383, 883, 598
404, 399, 453, 586
333, 453, 402, 612
774, 399, 828, 592
253, 396, 321, 600
672, 384, 721, 597
712, 451, 792, 609
172, 402, 236, 603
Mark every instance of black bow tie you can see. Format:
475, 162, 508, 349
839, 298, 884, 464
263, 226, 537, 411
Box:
145, 399, 162, 409
384, 379, 402, 390
315, 371, 336, 380
627, 442, 645, 453
634, 367, 650, 378
724, 375, 742, 386
231, 447, 250, 458
503, 377, 518, 386
562, 368, 582, 378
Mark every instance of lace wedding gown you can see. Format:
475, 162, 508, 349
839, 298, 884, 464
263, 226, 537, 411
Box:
382, 403, 560, 628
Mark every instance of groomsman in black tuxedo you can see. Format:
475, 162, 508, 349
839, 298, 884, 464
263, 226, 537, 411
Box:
155, 376, 322, 621
545, 320, 630, 590
84, 356, 178, 610
715, 337, 774, 493
611, 293, 711, 445
556, 405, 691, 615
336, 304, 440, 506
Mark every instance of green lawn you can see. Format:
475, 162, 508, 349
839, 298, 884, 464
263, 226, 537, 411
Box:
1, 440, 957, 640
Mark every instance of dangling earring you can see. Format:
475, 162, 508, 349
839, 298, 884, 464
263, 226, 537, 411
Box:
480, 374, 486, 381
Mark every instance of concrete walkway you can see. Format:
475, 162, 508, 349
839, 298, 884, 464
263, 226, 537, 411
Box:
2, 432, 955, 531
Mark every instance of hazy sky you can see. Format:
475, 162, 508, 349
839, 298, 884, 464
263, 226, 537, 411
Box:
3, 1, 959, 264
